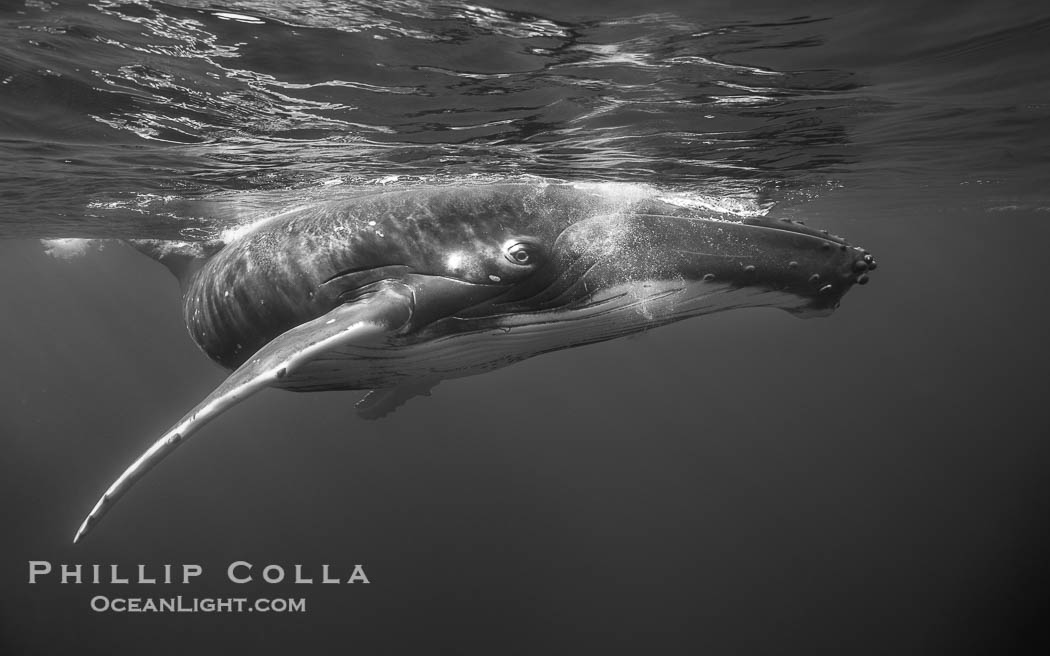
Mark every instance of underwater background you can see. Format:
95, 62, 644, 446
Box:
2, 0, 1049, 653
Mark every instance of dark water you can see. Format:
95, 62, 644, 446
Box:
2, 1, 1049, 654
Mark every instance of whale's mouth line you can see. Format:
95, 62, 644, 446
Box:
744, 221, 854, 248
417, 277, 809, 346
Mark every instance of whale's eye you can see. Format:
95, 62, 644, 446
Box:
505, 242, 536, 266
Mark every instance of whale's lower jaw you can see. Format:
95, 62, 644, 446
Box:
274, 279, 823, 393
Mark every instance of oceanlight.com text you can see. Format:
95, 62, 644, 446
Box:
89, 595, 307, 613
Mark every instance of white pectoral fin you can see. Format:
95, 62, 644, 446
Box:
73, 288, 413, 543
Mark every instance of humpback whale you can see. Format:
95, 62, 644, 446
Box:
73, 183, 875, 542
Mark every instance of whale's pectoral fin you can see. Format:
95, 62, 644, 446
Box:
73, 282, 414, 543
355, 377, 442, 420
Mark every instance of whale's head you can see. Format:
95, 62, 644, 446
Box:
453, 209, 873, 325
329, 186, 877, 352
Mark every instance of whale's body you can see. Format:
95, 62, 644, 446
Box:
75, 183, 875, 541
